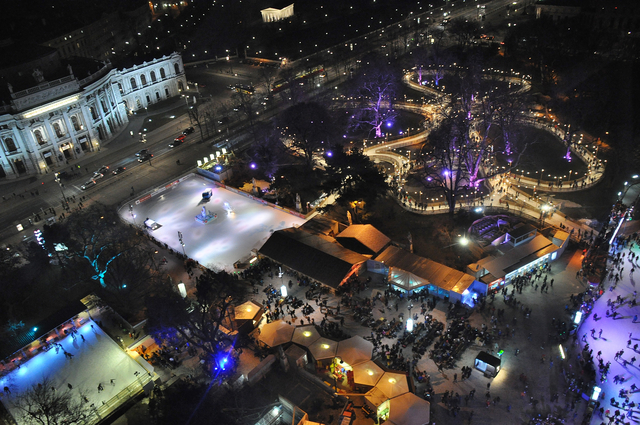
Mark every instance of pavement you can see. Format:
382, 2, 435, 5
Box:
203, 243, 603, 425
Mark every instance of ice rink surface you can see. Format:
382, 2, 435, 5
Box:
0, 320, 148, 420
123, 175, 306, 270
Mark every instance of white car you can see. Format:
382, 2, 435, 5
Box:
81, 180, 97, 190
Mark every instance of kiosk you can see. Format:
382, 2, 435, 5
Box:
474, 351, 502, 377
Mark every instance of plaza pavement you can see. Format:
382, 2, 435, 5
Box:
242, 242, 612, 425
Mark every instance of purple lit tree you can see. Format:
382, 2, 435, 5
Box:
350, 57, 399, 138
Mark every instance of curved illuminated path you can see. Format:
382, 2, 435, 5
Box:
360, 70, 604, 237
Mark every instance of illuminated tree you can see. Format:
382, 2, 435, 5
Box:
350, 57, 399, 138
145, 269, 247, 380
44, 204, 136, 288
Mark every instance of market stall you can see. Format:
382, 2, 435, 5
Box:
258, 320, 294, 348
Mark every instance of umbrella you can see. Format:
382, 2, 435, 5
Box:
352, 360, 384, 387
259, 320, 294, 347
308, 337, 338, 361
388, 392, 430, 425
336, 335, 373, 366
291, 325, 321, 347
375, 372, 410, 399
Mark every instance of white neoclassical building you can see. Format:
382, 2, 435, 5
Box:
0, 52, 186, 178
260, 3, 294, 22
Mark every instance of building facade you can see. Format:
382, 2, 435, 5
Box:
0, 53, 186, 179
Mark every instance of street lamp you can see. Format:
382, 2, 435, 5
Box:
178, 231, 186, 257
129, 204, 136, 225
54, 173, 68, 208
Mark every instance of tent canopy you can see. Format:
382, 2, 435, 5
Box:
259, 321, 294, 348
336, 335, 373, 366
308, 337, 338, 361
375, 372, 410, 399
234, 300, 262, 321
352, 360, 384, 387
388, 392, 431, 425
365, 386, 388, 408
291, 325, 321, 347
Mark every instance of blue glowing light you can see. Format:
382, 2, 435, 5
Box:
249, 163, 257, 169
214, 165, 223, 172
326, 151, 333, 157
32, 327, 38, 332
386, 121, 393, 128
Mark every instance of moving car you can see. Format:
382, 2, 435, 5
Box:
95, 165, 109, 175
93, 165, 109, 179
138, 153, 153, 163
182, 127, 194, 135
81, 180, 97, 190
169, 139, 184, 148
112, 166, 126, 175
136, 149, 149, 157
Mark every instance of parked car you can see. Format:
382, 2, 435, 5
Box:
136, 149, 149, 157
138, 153, 153, 163
95, 165, 109, 175
182, 127, 194, 135
169, 139, 184, 148
81, 180, 97, 190
112, 166, 126, 175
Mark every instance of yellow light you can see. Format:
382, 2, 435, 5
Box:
367, 370, 374, 376
322, 344, 329, 349
303, 331, 311, 337
23, 95, 80, 119
388, 378, 396, 384
246, 307, 252, 312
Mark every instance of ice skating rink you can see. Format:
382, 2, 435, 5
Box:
122, 175, 306, 270
0, 320, 149, 422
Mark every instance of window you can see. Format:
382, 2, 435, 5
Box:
118, 83, 123, 94
90, 106, 98, 120
4, 138, 17, 152
34, 130, 45, 145
71, 116, 82, 131
130, 77, 137, 89
174, 63, 180, 74
53, 122, 64, 138
140, 74, 147, 86
150, 71, 156, 83
160, 68, 166, 79
165, 88, 170, 97
155, 92, 160, 100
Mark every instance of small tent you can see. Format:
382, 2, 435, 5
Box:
388, 392, 431, 425
259, 321, 294, 348
336, 335, 373, 366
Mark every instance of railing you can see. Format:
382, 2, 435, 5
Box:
12, 75, 76, 99
83, 374, 153, 424
78, 63, 111, 87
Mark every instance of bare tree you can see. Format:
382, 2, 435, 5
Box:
258, 66, 278, 94
187, 101, 207, 143
44, 204, 136, 288
10, 376, 91, 425
145, 269, 247, 380
350, 57, 399, 138
278, 102, 334, 168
